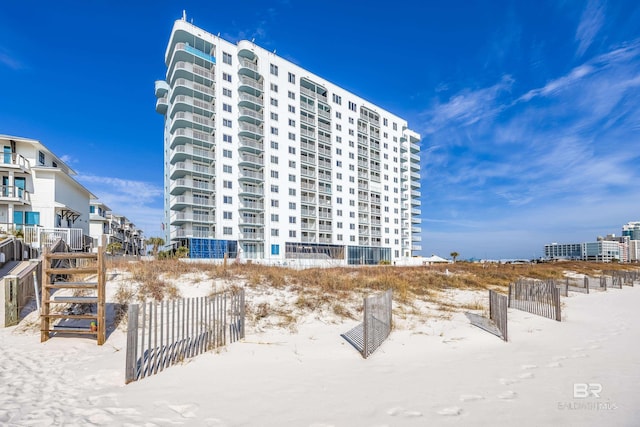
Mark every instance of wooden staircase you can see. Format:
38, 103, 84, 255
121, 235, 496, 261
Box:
40, 245, 106, 345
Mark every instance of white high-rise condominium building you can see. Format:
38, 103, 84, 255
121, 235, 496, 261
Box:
155, 15, 422, 265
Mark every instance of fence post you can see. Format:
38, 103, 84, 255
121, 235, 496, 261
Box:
507, 284, 512, 308
125, 304, 139, 384
553, 286, 561, 322
362, 296, 369, 358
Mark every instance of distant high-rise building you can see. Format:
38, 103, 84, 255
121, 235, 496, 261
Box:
155, 15, 422, 264
622, 221, 640, 241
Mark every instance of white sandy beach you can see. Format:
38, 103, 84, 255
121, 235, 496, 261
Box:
1, 274, 639, 426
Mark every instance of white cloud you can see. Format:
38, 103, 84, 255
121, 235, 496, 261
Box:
575, 0, 605, 57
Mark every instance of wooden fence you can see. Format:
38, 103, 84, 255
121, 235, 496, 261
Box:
508, 280, 561, 321
125, 289, 245, 383
342, 289, 393, 358
605, 270, 637, 287
489, 290, 508, 341
566, 277, 590, 294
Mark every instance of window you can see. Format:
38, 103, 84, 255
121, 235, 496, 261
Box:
271, 127, 279, 135
271, 185, 279, 193
223, 211, 233, 220
223, 88, 232, 97
271, 170, 279, 179
223, 103, 232, 112
288, 105, 295, 113
270, 83, 278, 92
289, 216, 296, 224
383, 118, 388, 126
288, 188, 296, 196
223, 149, 232, 158
337, 234, 343, 241
289, 160, 296, 168
271, 112, 279, 121
337, 197, 343, 204
271, 200, 279, 207
350, 224, 355, 229
271, 229, 279, 237
223, 180, 233, 189
223, 119, 232, 128
222, 72, 232, 82
270, 63, 279, 76
349, 129, 354, 136
288, 119, 295, 127
349, 117, 354, 124
222, 52, 232, 65
348, 101, 356, 111
271, 214, 279, 222
38, 151, 45, 165
337, 222, 343, 229
332, 94, 342, 104
350, 236, 355, 242
289, 230, 296, 238
288, 132, 295, 141
337, 185, 342, 191
336, 124, 342, 131
336, 136, 342, 143
336, 160, 342, 167
271, 141, 279, 149
223, 227, 233, 235
271, 244, 280, 255
270, 98, 278, 107
337, 209, 342, 216
288, 72, 295, 84
289, 202, 296, 209
223, 196, 233, 204
393, 122, 398, 131
288, 174, 296, 182
288, 91, 295, 100
223, 134, 233, 143
271, 155, 279, 164
336, 173, 342, 180
288, 147, 296, 154
336, 112, 342, 119
223, 165, 232, 173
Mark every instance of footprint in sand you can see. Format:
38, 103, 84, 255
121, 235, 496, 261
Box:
203, 419, 229, 427
571, 347, 584, 352
499, 378, 518, 385
546, 361, 562, 368
518, 372, 534, 380
588, 344, 601, 350
168, 403, 199, 418
387, 407, 423, 418
460, 394, 484, 402
498, 391, 517, 400
570, 353, 588, 359
552, 355, 568, 361
521, 364, 537, 370
437, 407, 462, 416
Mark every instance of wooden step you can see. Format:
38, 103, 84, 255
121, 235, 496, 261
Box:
45, 267, 98, 275
46, 327, 97, 335
48, 296, 98, 304
47, 253, 98, 260
44, 313, 98, 320
46, 281, 99, 289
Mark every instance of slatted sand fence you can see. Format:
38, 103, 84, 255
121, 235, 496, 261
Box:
565, 276, 590, 294
605, 270, 638, 287
466, 290, 508, 341
125, 289, 245, 383
508, 280, 561, 321
342, 289, 392, 358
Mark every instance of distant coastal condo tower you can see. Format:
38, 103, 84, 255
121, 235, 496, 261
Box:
155, 14, 422, 264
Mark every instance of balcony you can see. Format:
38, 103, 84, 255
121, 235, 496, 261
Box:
301, 208, 317, 217
412, 234, 422, 242
155, 96, 168, 114
410, 171, 420, 180
239, 153, 264, 168
172, 78, 215, 100
300, 128, 316, 139
170, 144, 215, 164
317, 109, 330, 119
171, 61, 214, 84
171, 43, 216, 66
411, 207, 421, 215
155, 80, 169, 98
239, 122, 263, 138
239, 215, 264, 226
238, 92, 263, 108
239, 200, 264, 211
412, 245, 422, 252
411, 199, 421, 206
239, 232, 264, 241
238, 136, 263, 154
239, 184, 264, 196
412, 226, 421, 234
170, 178, 211, 195
410, 141, 420, 153
171, 95, 214, 118
175, 228, 212, 239
170, 128, 214, 149
170, 161, 214, 179
238, 107, 263, 124
170, 212, 215, 226
0, 186, 30, 204
301, 141, 316, 153
238, 169, 264, 182
411, 189, 421, 198
170, 194, 215, 209
411, 217, 422, 224
238, 75, 264, 95
1, 153, 31, 174
301, 221, 317, 231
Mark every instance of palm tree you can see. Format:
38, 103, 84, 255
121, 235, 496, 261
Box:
145, 237, 165, 257
450, 251, 459, 263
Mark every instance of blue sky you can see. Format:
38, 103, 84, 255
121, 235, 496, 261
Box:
1, 1, 638, 259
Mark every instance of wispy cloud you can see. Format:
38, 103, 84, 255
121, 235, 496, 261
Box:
576, 0, 605, 57
59, 154, 76, 164
0, 47, 26, 70
76, 174, 164, 236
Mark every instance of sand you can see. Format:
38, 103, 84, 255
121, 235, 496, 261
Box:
1, 275, 639, 426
